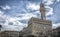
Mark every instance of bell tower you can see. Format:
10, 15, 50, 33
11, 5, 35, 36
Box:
40, 1, 46, 20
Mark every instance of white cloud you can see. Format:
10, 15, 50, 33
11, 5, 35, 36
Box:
16, 13, 37, 20
1, 5, 11, 10
26, 2, 39, 10
0, 11, 7, 25
19, 13, 37, 20
53, 23, 60, 29
2, 25, 24, 31
0, 16, 26, 31
45, 6, 53, 16
8, 17, 17, 22
6, 16, 27, 29
43, 0, 55, 5
0, 11, 26, 31
0, 11, 4, 15
57, 0, 60, 2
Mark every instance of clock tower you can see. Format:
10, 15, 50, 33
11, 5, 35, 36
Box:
40, 2, 46, 20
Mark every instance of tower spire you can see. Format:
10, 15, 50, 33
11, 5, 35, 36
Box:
40, 1, 46, 20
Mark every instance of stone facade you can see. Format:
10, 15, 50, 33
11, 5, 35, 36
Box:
0, 31, 19, 37
19, 17, 52, 37
28, 17, 52, 36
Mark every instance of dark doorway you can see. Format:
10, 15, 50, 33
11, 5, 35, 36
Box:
27, 35, 36, 37
57, 31, 60, 37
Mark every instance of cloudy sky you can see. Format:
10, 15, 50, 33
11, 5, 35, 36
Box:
0, 0, 60, 31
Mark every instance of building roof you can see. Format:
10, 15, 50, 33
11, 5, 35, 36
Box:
28, 17, 52, 26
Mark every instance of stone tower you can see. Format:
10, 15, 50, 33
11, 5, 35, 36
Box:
40, 2, 46, 20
